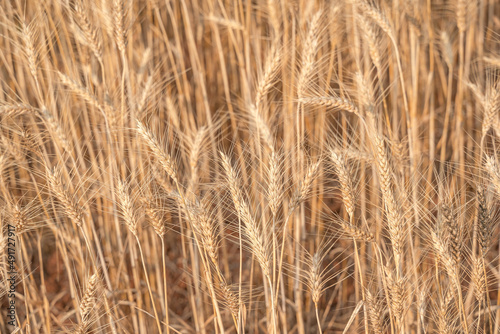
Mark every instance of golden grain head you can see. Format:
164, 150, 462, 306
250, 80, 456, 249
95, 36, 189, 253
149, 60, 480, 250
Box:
2, 1, 499, 333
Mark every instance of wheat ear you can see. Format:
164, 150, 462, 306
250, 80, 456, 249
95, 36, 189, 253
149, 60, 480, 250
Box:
142, 195, 171, 334
248, 104, 274, 150
112, 0, 127, 55
116, 181, 138, 236
219, 151, 274, 331
297, 10, 322, 98
340, 220, 374, 242
72, 1, 103, 63
309, 252, 324, 334
46, 167, 85, 228
477, 186, 492, 255
471, 256, 486, 302
219, 152, 270, 278
441, 202, 460, 264
0, 104, 37, 118
371, 130, 404, 264
484, 156, 500, 196
79, 273, 99, 322
330, 150, 355, 219
136, 120, 178, 183
116, 181, 163, 333
299, 97, 359, 115
267, 149, 282, 216
255, 47, 281, 112
188, 126, 207, 190
365, 290, 384, 334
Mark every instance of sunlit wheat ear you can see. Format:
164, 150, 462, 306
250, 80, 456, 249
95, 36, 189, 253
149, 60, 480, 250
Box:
309, 252, 322, 304
219, 151, 270, 278
79, 273, 99, 322
218, 280, 240, 320
71, 0, 103, 63
330, 146, 373, 164
112, 0, 127, 55
58, 72, 103, 111
436, 290, 454, 334
73, 323, 87, 334
354, 0, 394, 43
365, 289, 384, 334
58, 71, 118, 129
151, 165, 174, 193
385, 269, 406, 324
266, 0, 280, 34
440, 201, 460, 264
330, 149, 355, 219
0, 104, 37, 118
471, 256, 486, 302
165, 96, 180, 130
248, 104, 274, 151
300, 238, 339, 334
485, 155, 500, 196
188, 126, 207, 188
297, 10, 322, 98
370, 130, 404, 259
20, 20, 39, 80
136, 120, 178, 183
46, 167, 85, 228
41, 107, 72, 153
339, 219, 374, 242
255, 46, 281, 112
289, 160, 321, 212
476, 186, 492, 255
300, 244, 331, 305
431, 231, 458, 285
142, 196, 166, 237
267, 149, 282, 216
20, 128, 38, 155
9, 200, 40, 235
116, 180, 138, 236
9, 204, 29, 235
299, 97, 359, 115
190, 198, 219, 266
123, 183, 163, 333
466, 81, 485, 102
356, 14, 382, 73
136, 74, 153, 115
481, 84, 500, 138
355, 72, 377, 113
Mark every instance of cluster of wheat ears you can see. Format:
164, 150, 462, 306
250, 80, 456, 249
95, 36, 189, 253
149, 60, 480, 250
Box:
0, 0, 500, 333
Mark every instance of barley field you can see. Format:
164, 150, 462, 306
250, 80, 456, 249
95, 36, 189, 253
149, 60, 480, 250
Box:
0, 0, 500, 333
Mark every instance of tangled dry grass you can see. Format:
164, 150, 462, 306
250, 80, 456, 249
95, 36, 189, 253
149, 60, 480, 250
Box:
1, 0, 500, 333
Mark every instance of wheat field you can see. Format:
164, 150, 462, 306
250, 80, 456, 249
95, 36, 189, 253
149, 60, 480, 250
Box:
0, 0, 499, 333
